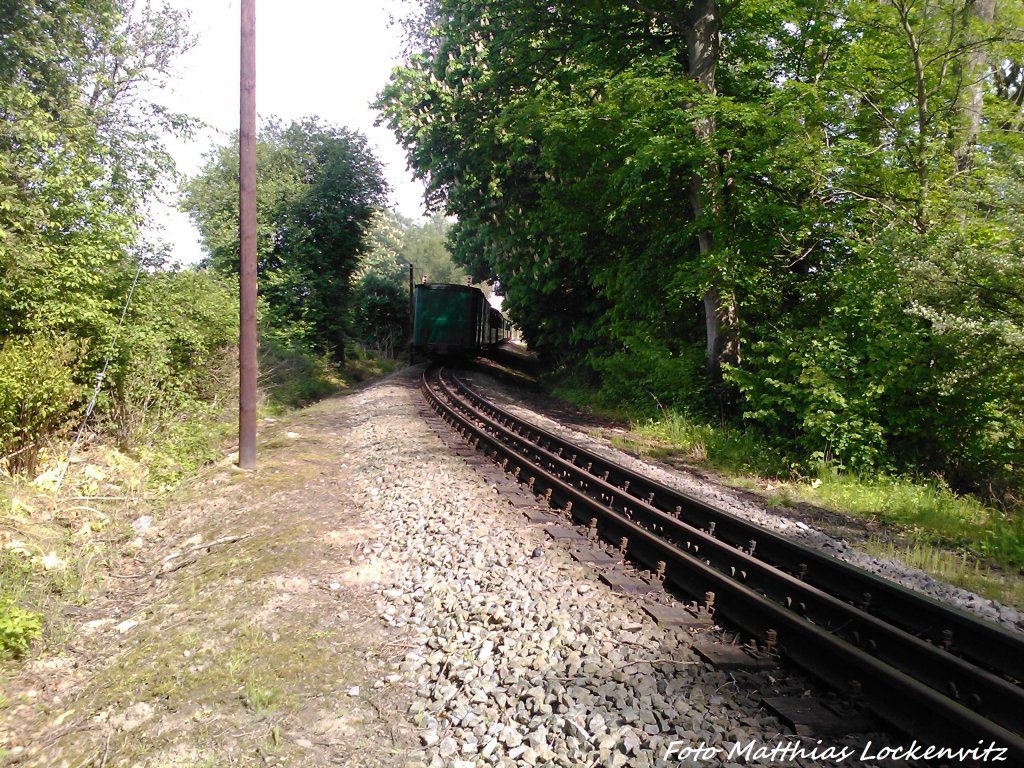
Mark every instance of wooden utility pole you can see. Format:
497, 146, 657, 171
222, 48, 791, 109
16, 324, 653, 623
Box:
238, 0, 257, 469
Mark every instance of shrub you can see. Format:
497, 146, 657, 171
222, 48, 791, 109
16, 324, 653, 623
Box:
0, 597, 41, 658
259, 336, 343, 411
585, 340, 708, 417
0, 335, 82, 474
101, 269, 239, 447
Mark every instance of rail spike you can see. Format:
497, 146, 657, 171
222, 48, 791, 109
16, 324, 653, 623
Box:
432, 369, 1024, 757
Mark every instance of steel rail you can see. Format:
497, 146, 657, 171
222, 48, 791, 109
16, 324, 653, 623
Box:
422, 368, 1024, 760
434, 370, 1024, 734
451, 369, 1024, 685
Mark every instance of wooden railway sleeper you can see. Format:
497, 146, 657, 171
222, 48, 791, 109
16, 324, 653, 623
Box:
428, 368, 1024, 753
445, 370, 1024, 689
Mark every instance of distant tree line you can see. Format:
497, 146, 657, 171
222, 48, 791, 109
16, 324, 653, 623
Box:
378, 0, 1024, 500
183, 127, 462, 362
182, 118, 389, 363
351, 210, 465, 359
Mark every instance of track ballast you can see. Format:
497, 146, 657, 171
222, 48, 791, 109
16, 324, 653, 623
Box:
422, 365, 1024, 762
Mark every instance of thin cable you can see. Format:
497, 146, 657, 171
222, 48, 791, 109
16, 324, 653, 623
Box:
55, 263, 144, 492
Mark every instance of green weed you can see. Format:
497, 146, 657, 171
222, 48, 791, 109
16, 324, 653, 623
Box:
241, 676, 279, 715
634, 410, 788, 477
864, 537, 1024, 606
799, 467, 1024, 570
0, 597, 41, 658
145, 409, 235, 488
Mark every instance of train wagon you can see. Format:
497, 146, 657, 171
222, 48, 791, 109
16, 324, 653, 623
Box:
413, 283, 510, 358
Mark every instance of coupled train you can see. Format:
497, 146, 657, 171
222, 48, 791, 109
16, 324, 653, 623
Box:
412, 283, 512, 359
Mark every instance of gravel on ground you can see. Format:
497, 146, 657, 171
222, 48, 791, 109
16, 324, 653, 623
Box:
3, 368, 902, 768
462, 370, 1024, 633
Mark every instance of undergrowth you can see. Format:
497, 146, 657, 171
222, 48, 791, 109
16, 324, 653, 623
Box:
0, 597, 40, 659
863, 537, 1024, 607
632, 411, 789, 478
798, 468, 1024, 571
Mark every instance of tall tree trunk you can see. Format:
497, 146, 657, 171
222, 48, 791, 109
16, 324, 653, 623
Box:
895, 0, 931, 232
954, 0, 995, 173
682, 0, 739, 379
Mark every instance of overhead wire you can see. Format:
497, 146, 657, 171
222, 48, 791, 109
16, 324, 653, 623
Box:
54, 262, 145, 492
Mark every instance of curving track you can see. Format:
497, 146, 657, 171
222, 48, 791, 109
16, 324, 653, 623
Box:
421, 365, 1024, 761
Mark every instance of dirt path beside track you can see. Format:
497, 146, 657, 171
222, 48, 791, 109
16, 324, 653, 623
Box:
1, 376, 422, 768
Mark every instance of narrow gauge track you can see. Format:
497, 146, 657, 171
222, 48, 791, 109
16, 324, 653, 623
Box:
421, 365, 1024, 761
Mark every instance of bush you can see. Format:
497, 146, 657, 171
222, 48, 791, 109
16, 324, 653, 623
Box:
584, 340, 708, 417
0, 335, 82, 474
101, 270, 239, 447
259, 336, 343, 410
729, 328, 893, 471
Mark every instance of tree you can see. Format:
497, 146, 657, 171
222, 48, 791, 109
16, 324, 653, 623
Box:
350, 210, 466, 357
0, 0, 196, 468
379, 0, 1024, 498
351, 211, 408, 358
183, 118, 389, 361
404, 213, 463, 284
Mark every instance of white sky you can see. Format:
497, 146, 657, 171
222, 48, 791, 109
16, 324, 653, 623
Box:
152, 0, 427, 265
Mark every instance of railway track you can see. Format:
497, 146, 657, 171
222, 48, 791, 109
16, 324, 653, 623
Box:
421, 365, 1024, 761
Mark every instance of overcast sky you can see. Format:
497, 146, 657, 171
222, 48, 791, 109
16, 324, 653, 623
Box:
153, 0, 427, 265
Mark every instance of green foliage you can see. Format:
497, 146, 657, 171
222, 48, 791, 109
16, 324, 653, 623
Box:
0, 336, 83, 474
863, 538, 1024, 608
583, 342, 709, 418
242, 676, 279, 714
340, 347, 403, 384
0, 0, 204, 473
635, 412, 789, 479
0, 0, 194, 337
403, 214, 463, 285
183, 118, 388, 362
351, 211, 411, 359
145, 407, 233, 489
102, 269, 239, 448
350, 210, 464, 358
0, 597, 41, 659
803, 468, 1024, 570
380, 0, 1024, 503
352, 269, 408, 359
259, 336, 343, 411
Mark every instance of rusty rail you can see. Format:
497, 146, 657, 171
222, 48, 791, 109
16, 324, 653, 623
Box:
422, 366, 1024, 761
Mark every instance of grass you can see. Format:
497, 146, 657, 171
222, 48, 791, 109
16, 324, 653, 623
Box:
259, 339, 403, 414
144, 409, 237, 489
0, 346, 404, 664
242, 676, 280, 715
632, 410, 789, 478
548, 379, 639, 424
550, 379, 1024, 607
797, 467, 1024, 570
864, 536, 1024, 607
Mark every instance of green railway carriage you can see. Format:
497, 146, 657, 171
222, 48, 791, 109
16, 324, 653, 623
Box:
413, 283, 510, 358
